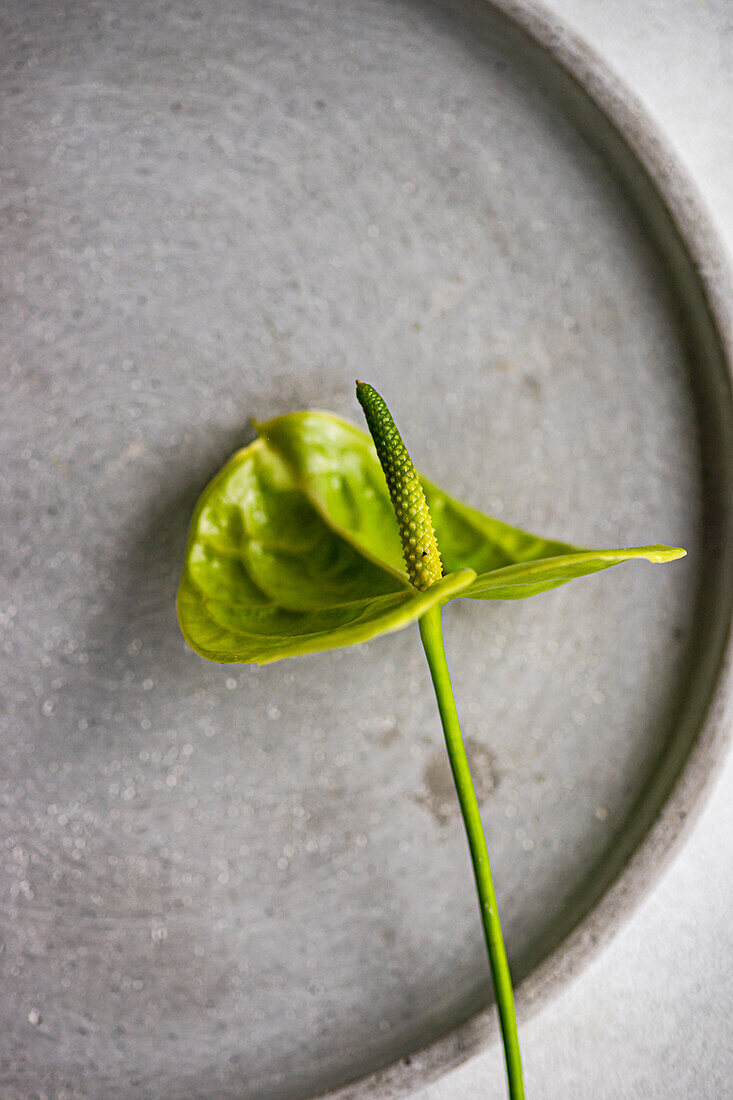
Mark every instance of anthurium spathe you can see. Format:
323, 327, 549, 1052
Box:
177, 407, 684, 665
177, 384, 686, 1100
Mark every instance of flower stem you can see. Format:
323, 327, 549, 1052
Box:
418, 603, 525, 1100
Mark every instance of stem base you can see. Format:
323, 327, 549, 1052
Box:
418, 604, 525, 1100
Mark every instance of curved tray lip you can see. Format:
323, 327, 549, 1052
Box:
321, 0, 733, 1097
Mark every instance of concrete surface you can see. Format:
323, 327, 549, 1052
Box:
0, 1, 730, 1098
417, 5, 733, 1097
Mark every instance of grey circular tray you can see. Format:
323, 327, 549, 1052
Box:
1, 1, 731, 1098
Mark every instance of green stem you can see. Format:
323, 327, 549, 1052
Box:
418, 603, 525, 1100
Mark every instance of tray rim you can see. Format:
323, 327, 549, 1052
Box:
321, 0, 733, 1096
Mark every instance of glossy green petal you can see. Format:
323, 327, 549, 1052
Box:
178, 566, 475, 665
464, 544, 686, 600
256, 411, 685, 598
178, 411, 685, 664
177, 425, 476, 663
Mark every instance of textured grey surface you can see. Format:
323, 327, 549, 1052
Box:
0, 1, 729, 1099
419, 2, 733, 1098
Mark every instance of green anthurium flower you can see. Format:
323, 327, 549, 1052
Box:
177, 383, 686, 1100
177, 407, 685, 665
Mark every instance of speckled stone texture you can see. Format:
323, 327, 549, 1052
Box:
0, 1, 729, 1099
418, 2, 733, 1098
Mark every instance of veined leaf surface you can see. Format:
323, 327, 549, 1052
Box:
178, 411, 685, 663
